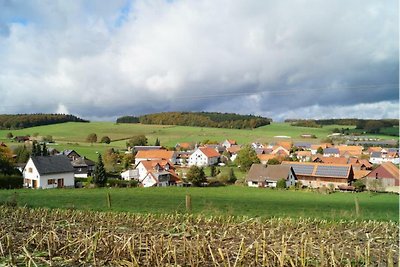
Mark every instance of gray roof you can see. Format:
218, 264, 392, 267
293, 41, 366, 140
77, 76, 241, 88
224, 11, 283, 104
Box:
294, 142, 312, 148
246, 164, 295, 182
323, 148, 340, 154
282, 162, 351, 178
71, 157, 95, 167
30, 155, 74, 175
370, 152, 382, 158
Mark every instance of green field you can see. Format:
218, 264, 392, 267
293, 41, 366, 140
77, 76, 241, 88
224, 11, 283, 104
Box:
0, 121, 362, 159
0, 186, 397, 221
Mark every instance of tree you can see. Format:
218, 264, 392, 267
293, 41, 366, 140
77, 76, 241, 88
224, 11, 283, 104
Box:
235, 145, 260, 172
126, 135, 148, 147
42, 143, 49, 156
267, 158, 280, 165
228, 168, 237, 184
6, 132, 13, 139
186, 165, 206, 186
316, 147, 324, 154
122, 153, 135, 170
154, 137, 160, 146
353, 180, 366, 192
13, 145, 30, 163
210, 165, 217, 177
31, 141, 41, 156
100, 136, 111, 144
103, 148, 119, 172
0, 146, 15, 175
93, 154, 107, 187
276, 179, 287, 189
86, 133, 97, 144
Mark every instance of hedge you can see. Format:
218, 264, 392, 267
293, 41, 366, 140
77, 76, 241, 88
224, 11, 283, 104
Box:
0, 175, 23, 189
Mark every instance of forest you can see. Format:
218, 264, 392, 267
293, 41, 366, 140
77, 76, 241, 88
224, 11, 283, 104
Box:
285, 118, 399, 135
116, 112, 272, 129
0, 114, 89, 129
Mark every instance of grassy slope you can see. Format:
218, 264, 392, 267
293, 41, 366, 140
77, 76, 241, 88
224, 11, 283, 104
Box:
0, 187, 397, 221
0, 122, 396, 160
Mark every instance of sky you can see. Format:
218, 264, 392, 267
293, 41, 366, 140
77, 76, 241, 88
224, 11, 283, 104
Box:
0, 0, 398, 121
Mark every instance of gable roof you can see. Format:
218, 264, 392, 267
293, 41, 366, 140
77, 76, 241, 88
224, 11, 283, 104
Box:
136, 150, 175, 160
139, 159, 175, 172
198, 147, 220, 158
246, 164, 294, 182
337, 145, 363, 156
30, 155, 74, 175
281, 161, 352, 179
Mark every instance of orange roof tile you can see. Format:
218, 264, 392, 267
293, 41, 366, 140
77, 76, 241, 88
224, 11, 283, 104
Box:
321, 157, 348, 165
199, 147, 220, 158
337, 145, 363, 156
136, 150, 175, 160
353, 170, 370, 179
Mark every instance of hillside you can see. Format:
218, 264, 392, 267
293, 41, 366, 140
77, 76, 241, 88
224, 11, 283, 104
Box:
117, 112, 272, 129
0, 114, 88, 129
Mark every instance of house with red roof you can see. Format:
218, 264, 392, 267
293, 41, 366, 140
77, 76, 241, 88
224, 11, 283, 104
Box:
188, 147, 220, 167
134, 160, 180, 187
221, 139, 237, 148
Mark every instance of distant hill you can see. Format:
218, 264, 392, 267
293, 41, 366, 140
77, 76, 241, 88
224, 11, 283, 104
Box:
285, 118, 399, 136
116, 112, 272, 129
0, 114, 89, 129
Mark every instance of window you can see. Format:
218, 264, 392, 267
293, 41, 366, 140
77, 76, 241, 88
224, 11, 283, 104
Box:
28, 168, 33, 173
48, 179, 55, 185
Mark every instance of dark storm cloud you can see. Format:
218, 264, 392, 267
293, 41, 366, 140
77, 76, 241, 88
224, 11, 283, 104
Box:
0, 0, 398, 121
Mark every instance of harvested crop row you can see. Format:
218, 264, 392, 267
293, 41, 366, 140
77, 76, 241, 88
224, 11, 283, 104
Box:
0, 206, 398, 266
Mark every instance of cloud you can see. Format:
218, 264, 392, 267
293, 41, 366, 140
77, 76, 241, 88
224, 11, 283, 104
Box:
0, 0, 398, 121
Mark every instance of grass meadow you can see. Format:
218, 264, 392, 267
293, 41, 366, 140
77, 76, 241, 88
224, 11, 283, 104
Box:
0, 186, 397, 221
0, 121, 375, 159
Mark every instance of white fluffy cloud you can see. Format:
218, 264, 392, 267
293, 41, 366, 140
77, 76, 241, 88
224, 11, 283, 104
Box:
0, 0, 398, 121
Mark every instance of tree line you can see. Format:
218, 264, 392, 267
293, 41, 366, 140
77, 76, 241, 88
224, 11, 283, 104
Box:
285, 118, 399, 133
116, 112, 272, 129
0, 114, 89, 129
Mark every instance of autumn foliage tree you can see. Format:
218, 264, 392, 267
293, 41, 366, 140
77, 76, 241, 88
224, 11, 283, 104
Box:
235, 145, 260, 172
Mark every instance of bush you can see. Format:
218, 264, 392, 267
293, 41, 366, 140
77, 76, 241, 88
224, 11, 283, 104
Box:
353, 180, 366, 192
0, 175, 23, 189
276, 179, 287, 189
100, 136, 111, 144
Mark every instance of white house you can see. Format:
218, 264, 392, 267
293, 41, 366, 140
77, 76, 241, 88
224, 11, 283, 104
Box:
221, 139, 237, 148
134, 160, 180, 187
188, 147, 220, 167
121, 169, 139, 180
370, 151, 400, 165
23, 155, 75, 189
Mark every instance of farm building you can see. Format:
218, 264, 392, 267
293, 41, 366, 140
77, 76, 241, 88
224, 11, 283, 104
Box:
281, 161, 354, 189
364, 162, 399, 193
246, 164, 297, 188
23, 155, 75, 189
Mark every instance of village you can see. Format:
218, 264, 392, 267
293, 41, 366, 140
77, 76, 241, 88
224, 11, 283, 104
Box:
5, 135, 399, 193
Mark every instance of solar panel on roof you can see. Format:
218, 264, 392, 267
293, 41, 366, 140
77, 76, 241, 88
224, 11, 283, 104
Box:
291, 164, 314, 175
315, 165, 349, 177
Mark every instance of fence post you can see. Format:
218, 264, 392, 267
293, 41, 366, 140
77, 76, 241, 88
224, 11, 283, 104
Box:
186, 194, 191, 211
107, 192, 112, 209
354, 196, 359, 217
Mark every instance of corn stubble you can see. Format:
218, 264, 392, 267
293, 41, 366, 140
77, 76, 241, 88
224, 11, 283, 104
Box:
0, 206, 398, 266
